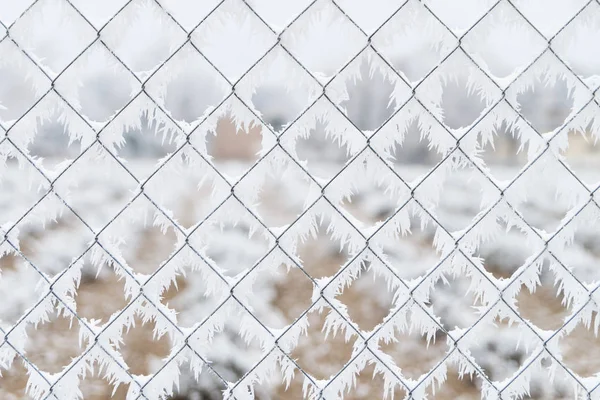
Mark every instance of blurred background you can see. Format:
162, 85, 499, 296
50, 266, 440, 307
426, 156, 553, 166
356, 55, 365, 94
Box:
1, 0, 600, 399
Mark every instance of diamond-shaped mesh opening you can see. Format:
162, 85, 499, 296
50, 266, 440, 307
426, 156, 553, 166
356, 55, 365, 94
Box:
27, 116, 86, 169
238, 47, 321, 132
415, 52, 502, 134
339, 59, 396, 132
190, 200, 272, 278
323, 151, 410, 231
185, 302, 276, 396
380, 119, 445, 183
515, 76, 575, 135
99, 196, 179, 275
101, 0, 186, 76
282, 1, 365, 78
142, 151, 230, 230
440, 75, 487, 130
431, 164, 487, 232
294, 213, 357, 279
381, 327, 447, 381
9, 0, 96, 76
252, 156, 312, 227
287, 309, 356, 381
18, 209, 95, 277
145, 45, 230, 126
113, 112, 179, 181
166, 270, 226, 330
503, 155, 581, 232
430, 274, 483, 330
372, 0, 456, 84
23, 312, 83, 374
57, 145, 139, 231
119, 316, 172, 376
466, 319, 536, 384
292, 119, 354, 180
462, 2, 547, 80
250, 83, 308, 134
239, 261, 314, 329
338, 177, 404, 227
474, 215, 543, 280
370, 206, 445, 281
515, 265, 570, 331
206, 113, 264, 176
5, 91, 94, 172
335, 263, 396, 331
472, 119, 529, 181
54, 42, 139, 125
75, 260, 129, 324
191, 0, 276, 82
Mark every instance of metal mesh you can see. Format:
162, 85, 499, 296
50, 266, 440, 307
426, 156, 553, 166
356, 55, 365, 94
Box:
1, 0, 600, 399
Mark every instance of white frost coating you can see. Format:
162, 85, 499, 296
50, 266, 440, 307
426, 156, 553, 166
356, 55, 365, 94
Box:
1, 0, 600, 399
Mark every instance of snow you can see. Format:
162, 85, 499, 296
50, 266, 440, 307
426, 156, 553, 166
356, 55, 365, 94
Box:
1, 0, 600, 399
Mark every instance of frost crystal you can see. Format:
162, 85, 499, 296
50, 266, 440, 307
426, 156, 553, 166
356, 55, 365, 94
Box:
1, 0, 600, 399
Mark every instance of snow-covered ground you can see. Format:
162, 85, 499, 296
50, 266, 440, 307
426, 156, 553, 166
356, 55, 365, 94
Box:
2, 158, 600, 399
2, 1, 600, 398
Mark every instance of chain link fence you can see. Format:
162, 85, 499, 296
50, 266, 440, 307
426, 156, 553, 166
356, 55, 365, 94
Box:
1, 0, 600, 399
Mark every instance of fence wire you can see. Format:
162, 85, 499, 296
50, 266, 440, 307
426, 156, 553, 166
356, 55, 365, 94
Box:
1, 0, 600, 399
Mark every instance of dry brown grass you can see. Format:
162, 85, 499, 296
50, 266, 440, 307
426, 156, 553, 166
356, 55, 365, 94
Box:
2, 186, 600, 400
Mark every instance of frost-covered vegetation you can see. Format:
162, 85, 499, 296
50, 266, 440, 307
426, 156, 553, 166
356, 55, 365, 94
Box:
2, 0, 600, 399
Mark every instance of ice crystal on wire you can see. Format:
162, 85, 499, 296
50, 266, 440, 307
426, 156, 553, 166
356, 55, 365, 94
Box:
1, 0, 600, 399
